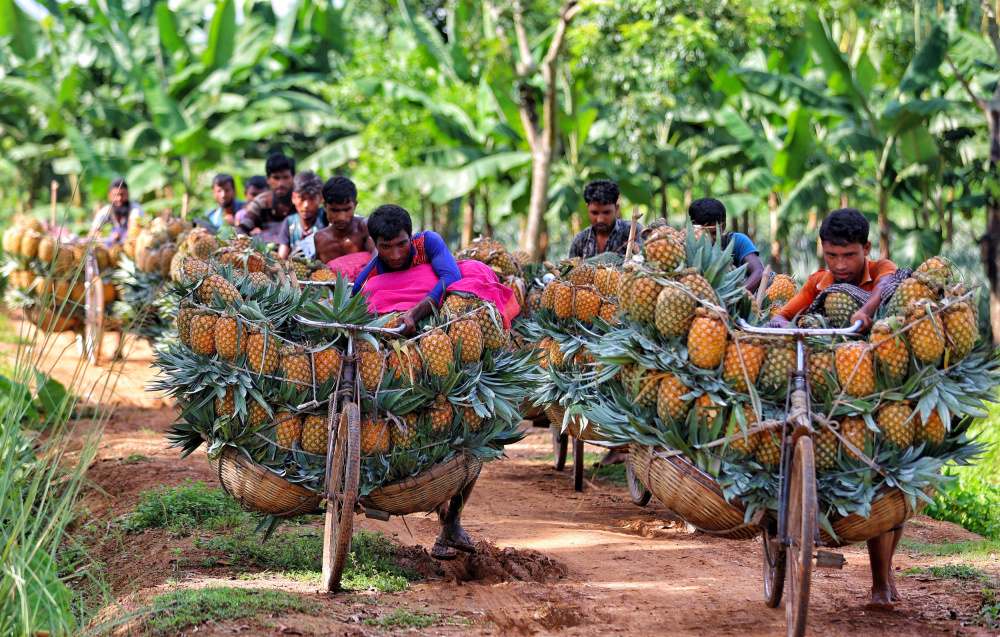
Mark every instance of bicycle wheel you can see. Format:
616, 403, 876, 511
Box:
322, 402, 360, 592
626, 454, 651, 506
84, 257, 104, 365
552, 425, 568, 471
572, 437, 585, 492
785, 436, 817, 637
762, 522, 786, 608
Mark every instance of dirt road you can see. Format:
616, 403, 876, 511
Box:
17, 322, 998, 636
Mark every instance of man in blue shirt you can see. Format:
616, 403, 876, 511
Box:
205, 174, 245, 229
688, 198, 765, 293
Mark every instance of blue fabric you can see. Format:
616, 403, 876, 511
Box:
729, 232, 759, 266
206, 200, 246, 228
352, 231, 461, 304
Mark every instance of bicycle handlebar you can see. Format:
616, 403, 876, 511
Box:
292, 315, 407, 338
736, 318, 863, 337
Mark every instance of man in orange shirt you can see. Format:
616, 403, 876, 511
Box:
769, 208, 902, 609
769, 208, 896, 333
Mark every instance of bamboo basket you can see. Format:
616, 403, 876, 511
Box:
362, 452, 482, 516
209, 446, 322, 518
821, 486, 929, 546
630, 443, 761, 540
545, 403, 604, 442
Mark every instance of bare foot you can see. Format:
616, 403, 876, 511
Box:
866, 586, 894, 611
598, 448, 627, 468
888, 572, 901, 601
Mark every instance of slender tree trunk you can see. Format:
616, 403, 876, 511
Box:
878, 183, 891, 260
683, 187, 692, 211
659, 181, 667, 222
839, 193, 848, 209
524, 151, 553, 256
768, 191, 782, 274
982, 106, 1000, 344
420, 197, 429, 233
743, 209, 751, 242
461, 191, 476, 248
946, 186, 955, 244
482, 185, 493, 238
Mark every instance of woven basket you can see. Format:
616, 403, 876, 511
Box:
630, 443, 760, 540
545, 403, 604, 442
521, 398, 546, 421
361, 452, 482, 516
26, 306, 82, 333
209, 446, 322, 518
821, 486, 928, 546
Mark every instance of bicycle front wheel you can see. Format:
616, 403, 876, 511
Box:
322, 402, 360, 592
785, 435, 817, 637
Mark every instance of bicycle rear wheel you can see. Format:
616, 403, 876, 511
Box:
322, 402, 360, 592
785, 436, 817, 637
626, 454, 651, 506
552, 425, 568, 471
762, 522, 786, 607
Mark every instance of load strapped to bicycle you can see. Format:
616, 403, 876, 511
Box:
581, 222, 1000, 636
152, 235, 535, 590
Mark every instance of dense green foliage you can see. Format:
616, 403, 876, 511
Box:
122, 479, 250, 534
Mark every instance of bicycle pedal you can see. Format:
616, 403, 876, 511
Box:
815, 550, 846, 569
364, 508, 390, 521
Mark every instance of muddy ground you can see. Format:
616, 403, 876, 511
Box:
14, 321, 1000, 636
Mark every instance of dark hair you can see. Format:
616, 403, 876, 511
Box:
212, 173, 235, 189
322, 176, 358, 205
109, 178, 128, 191
265, 152, 295, 177
368, 204, 412, 243
245, 175, 268, 191
819, 208, 870, 247
293, 171, 323, 197
688, 198, 727, 226
583, 179, 620, 206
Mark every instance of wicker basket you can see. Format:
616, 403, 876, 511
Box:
630, 443, 761, 540
545, 403, 604, 442
821, 486, 929, 546
209, 446, 322, 518
362, 452, 482, 516
26, 306, 82, 333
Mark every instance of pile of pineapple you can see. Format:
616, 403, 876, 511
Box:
583, 222, 999, 531
154, 238, 532, 504
288, 255, 337, 283
455, 237, 533, 318
2, 215, 119, 332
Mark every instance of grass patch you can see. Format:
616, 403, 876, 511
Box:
531, 451, 603, 465
143, 586, 318, 636
898, 538, 1000, 558
121, 479, 249, 535
0, 311, 29, 346
364, 609, 438, 629
196, 529, 419, 592
122, 453, 151, 464
591, 462, 627, 487
904, 563, 990, 581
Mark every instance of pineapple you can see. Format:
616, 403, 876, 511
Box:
449, 319, 484, 363
757, 344, 796, 393
553, 281, 574, 319
677, 270, 718, 305
729, 404, 760, 455
248, 401, 269, 428
177, 303, 196, 347
914, 409, 947, 445
247, 332, 281, 375
540, 280, 559, 310
280, 347, 314, 388
2, 228, 20, 253
386, 342, 422, 379
840, 417, 869, 460
574, 287, 602, 323
490, 251, 518, 276
617, 269, 636, 311
214, 386, 236, 418
429, 395, 454, 434
442, 293, 482, 318
878, 401, 915, 449
628, 277, 663, 324
943, 302, 977, 360
546, 338, 565, 368
182, 258, 212, 282
917, 256, 953, 278
834, 342, 875, 396
722, 340, 765, 392
511, 250, 531, 266
189, 313, 218, 356
905, 301, 945, 363
360, 416, 391, 455
687, 309, 727, 369
871, 319, 909, 380
357, 341, 386, 391
421, 330, 454, 376
214, 316, 248, 362
247, 271, 271, 288
654, 283, 697, 338
766, 274, 798, 305
656, 374, 691, 422
595, 268, 621, 297
807, 349, 837, 398
310, 268, 335, 282
568, 263, 596, 286
463, 406, 485, 433
694, 394, 720, 423
275, 412, 303, 449
598, 301, 619, 324
158, 244, 176, 278
301, 413, 329, 454
20, 232, 40, 259
644, 233, 685, 271
391, 413, 420, 448
814, 427, 838, 470
476, 307, 507, 350
313, 348, 343, 382
191, 235, 218, 260
199, 274, 243, 307
38, 235, 56, 263
823, 292, 860, 328
755, 429, 783, 466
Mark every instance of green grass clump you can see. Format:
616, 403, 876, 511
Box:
122, 480, 249, 535
899, 538, 1000, 558
904, 563, 989, 581
196, 529, 419, 592
364, 609, 438, 629
591, 462, 628, 487
144, 587, 318, 636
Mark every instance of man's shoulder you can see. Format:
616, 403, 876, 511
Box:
249, 192, 271, 209
870, 259, 898, 278
805, 269, 829, 285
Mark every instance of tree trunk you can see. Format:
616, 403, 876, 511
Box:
683, 187, 692, 211
524, 150, 553, 257
878, 183, 890, 260
420, 197, 429, 233
482, 185, 493, 238
839, 193, 848, 209
659, 180, 667, 222
946, 186, 954, 244
461, 191, 476, 248
743, 209, 751, 242
768, 191, 782, 274
439, 203, 452, 247
983, 106, 1000, 345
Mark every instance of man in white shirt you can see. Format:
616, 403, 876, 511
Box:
90, 178, 145, 244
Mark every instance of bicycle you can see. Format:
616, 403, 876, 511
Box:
736, 318, 862, 637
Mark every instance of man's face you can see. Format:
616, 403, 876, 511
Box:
587, 202, 619, 234
268, 170, 294, 198
326, 200, 357, 231
109, 186, 129, 206
245, 184, 267, 202
291, 192, 322, 222
822, 241, 870, 284
212, 182, 235, 208
375, 231, 412, 271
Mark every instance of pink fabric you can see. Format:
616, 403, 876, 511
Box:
327, 251, 374, 282
358, 260, 520, 328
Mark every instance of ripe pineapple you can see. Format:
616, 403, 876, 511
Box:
595, 268, 621, 297
574, 287, 602, 323
766, 274, 798, 305
280, 347, 314, 388
214, 386, 236, 418
275, 412, 303, 449
2, 228, 20, 253
442, 293, 482, 318
814, 427, 838, 470
694, 394, 720, 424
598, 301, 619, 325
823, 292, 860, 328
878, 401, 915, 449
247, 271, 271, 288
654, 283, 697, 338
20, 232, 40, 259
357, 341, 386, 391
310, 268, 335, 282
420, 330, 454, 377
189, 313, 218, 356
546, 338, 565, 367
678, 270, 718, 305
182, 258, 212, 282
553, 281, 574, 320
755, 429, 782, 467
687, 309, 727, 369
463, 406, 485, 433
248, 400, 269, 428
391, 413, 420, 448
644, 233, 685, 271
568, 263, 596, 286
247, 332, 281, 375
656, 374, 691, 422
840, 417, 869, 460
905, 301, 945, 363
617, 269, 636, 311
313, 348, 343, 382
511, 250, 531, 266
914, 409, 946, 445
199, 274, 243, 307
943, 302, 977, 360
449, 319, 484, 363
729, 404, 760, 455
191, 235, 218, 260
360, 416, 391, 455
214, 316, 248, 362
757, 344, 796, 393
871, 319, 909, 380
807, 349, 837, 398
475, 308, 507, 350
834, 342, 875, 396
429, 395, 454, 434
301, 414, 329, 454
158, 244, 176, 278
177, 303, 195, 347
628, 277, 663, 324
722, 340, 765, 392
540, 280, 559, 310
386, 342, 422, 379
887, 277, 935, 316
